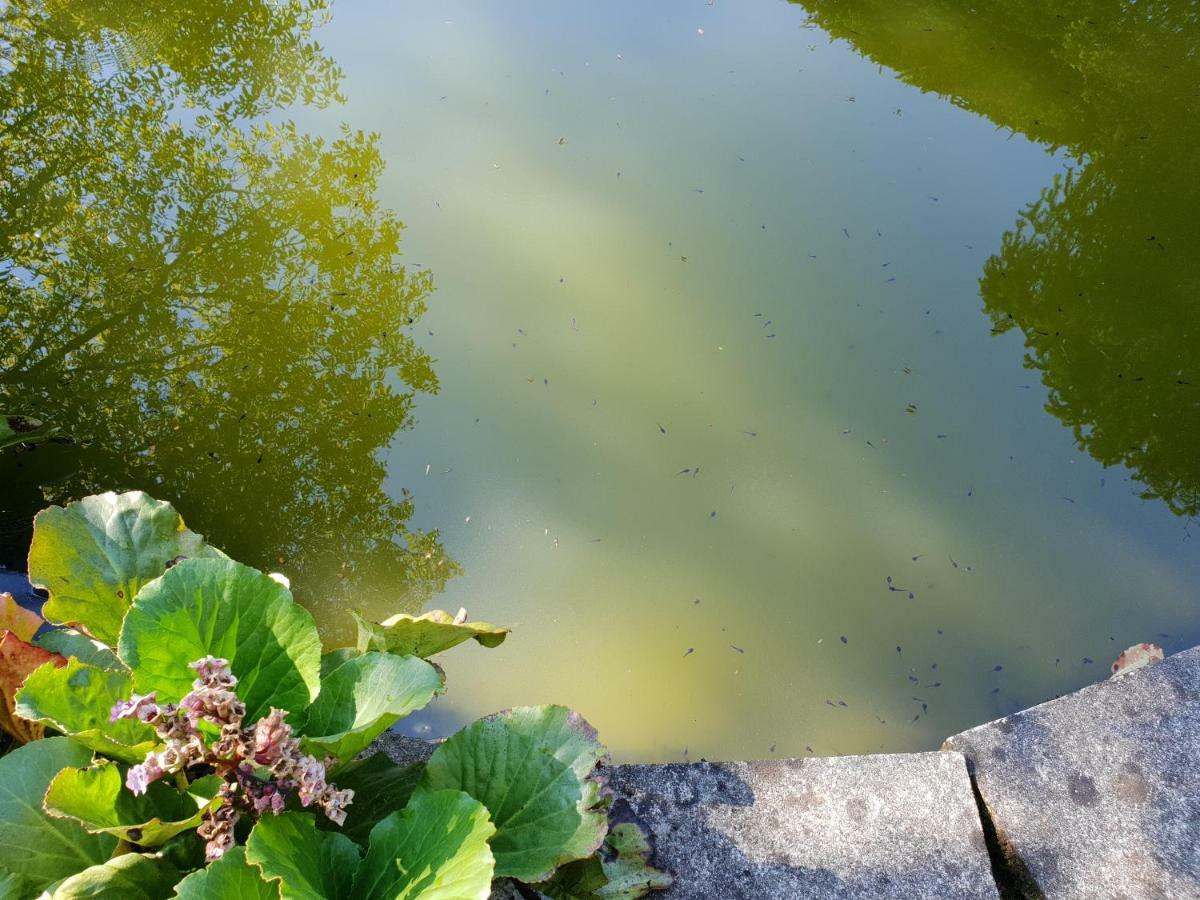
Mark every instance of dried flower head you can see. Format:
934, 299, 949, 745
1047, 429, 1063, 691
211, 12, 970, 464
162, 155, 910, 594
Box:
111, 657, 352, 860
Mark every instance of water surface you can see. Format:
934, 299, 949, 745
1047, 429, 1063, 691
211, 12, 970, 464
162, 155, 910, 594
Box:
3, 1, 1198, 762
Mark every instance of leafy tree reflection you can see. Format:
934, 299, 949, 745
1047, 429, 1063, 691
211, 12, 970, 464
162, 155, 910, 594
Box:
0, 1, 460, 628
795, 1, 1200, 515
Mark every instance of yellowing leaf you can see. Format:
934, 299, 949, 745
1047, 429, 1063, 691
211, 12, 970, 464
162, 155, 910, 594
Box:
0, 592, 43, 643
0, 631, 66, 743
351, 609, 509, 658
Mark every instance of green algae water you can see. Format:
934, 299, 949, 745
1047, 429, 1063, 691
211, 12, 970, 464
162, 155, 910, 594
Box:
3, 1, 1198, 762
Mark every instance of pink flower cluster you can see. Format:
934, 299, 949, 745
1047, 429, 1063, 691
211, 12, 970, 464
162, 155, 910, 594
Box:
111, 656, 353, 860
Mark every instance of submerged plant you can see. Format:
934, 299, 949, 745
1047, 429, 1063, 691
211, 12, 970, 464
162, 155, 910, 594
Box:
0, 491, 670, 899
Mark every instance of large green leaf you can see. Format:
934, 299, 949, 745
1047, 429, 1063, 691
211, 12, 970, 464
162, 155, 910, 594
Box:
317, 753, 423, 847
419, 706, 608, 883
246, 812, 361, 900
351, 609, 509, 658
0, 737, 115, 891
45, 763, 219, 847
532, 708, 612, 864
118, 558, 322, 722
301, 652, 442, 766
34, 629, 124, 671
51, 852, 182, 899
351, 790, 495, 900
0, 870, 31, 900
29, 491, 225, 645
15, 659, 157, 763
171, 847, 278, 899
319, 647, 359, 679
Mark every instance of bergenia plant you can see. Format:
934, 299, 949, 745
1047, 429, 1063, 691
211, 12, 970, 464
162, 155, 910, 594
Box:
111, 656, 353, 860
0, 491, 670, 899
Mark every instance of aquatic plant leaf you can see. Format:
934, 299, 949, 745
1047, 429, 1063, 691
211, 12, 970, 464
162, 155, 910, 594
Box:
33, 628, 124, 671
301, 651, 443, 767
0, 592, 43, 642
0, 737, 115, 891
50, 850, 182, 899
118, 558, 322, 722
351, 609, 509, 658
16, 658, 156, 763
171, 846, 279, 899
350, 789, 495, 900
29, 491, 226, 645
45, 762, 219, 847
420, 706, 608, 883
317, 752, 423, 847
598, 823, 673, 898
0, 631, 66, 743
247, 812, 361, 900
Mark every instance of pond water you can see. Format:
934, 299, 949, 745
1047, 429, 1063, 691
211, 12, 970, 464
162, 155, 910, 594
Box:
2, 1, 1198, 762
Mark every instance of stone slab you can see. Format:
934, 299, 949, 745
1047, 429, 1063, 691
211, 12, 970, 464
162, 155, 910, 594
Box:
610, 752, 996, 899
371, 734, 996, 899
945, 645, 1200, 899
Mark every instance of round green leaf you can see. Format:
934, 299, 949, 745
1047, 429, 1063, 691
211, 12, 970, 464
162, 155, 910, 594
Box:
301, 652, 443, 766
51, 851, 182, 899
351, 610, 509, 658
531, 708, 612, 864
0, 869, 31, 900
319, 647, 359, 680
171, 847, 278, 899
45, 762, 218, 847
351, 790, 495, 900
317, 753, 423, 848
15, 659, 157, 763
247, 812, 361, 900
0, 737, 115, 891
29, 491, 225, 645
118, 558, 321, 722
420, 706, 608, 883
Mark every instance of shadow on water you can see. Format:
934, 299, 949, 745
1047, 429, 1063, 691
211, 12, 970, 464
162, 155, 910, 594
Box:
0, 0, 459, 638
794, 0, 1200, 518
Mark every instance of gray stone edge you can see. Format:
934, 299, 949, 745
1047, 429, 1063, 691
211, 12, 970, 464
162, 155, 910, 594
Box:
369, 646, 1199, 899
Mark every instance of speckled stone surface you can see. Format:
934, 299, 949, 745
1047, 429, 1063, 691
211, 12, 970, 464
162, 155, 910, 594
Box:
609, 752, 996, 899
945, 645, 1200, 899
370, 728, 437, 769
373, 732, 996, 899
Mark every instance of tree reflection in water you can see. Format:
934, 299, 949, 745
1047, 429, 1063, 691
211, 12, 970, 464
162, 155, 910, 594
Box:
796, 0, 1200, 515
0, 0, 460, 633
